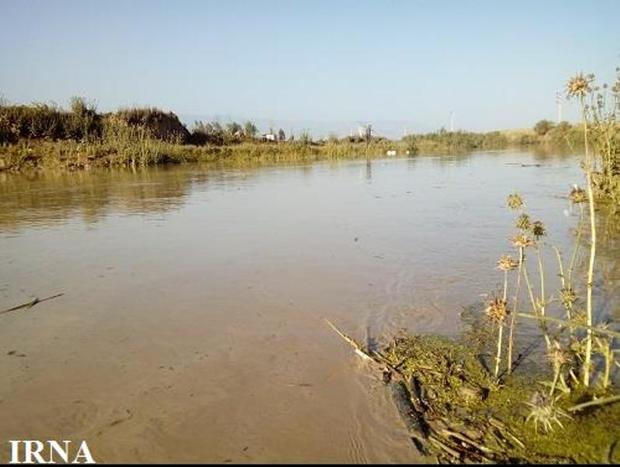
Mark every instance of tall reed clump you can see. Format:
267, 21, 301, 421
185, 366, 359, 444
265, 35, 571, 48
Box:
482, 72, 619, 431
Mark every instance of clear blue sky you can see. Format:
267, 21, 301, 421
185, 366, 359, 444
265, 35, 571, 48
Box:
1, 0, 619, 137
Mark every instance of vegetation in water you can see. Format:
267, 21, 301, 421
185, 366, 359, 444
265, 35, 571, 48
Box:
325, 68, 620, 463
382, 334, 620, 463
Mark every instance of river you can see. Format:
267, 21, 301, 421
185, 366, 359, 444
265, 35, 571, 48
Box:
0, 150, 617, 462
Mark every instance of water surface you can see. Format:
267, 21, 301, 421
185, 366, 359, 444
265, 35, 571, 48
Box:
0, 151, 616, 462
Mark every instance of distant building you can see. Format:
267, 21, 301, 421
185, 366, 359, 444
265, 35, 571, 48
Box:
257, 133, 277, 141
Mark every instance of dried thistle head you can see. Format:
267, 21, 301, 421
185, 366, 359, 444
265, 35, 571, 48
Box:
530, 220, 546, 239
525, 392, 572, 433
512, 233, 534, 249
516, 213, 531, 230
566, 73, 594, 99
559, 287, 577, 307
547, 340, 571, 368
485, 296, 510, 323
569, 185, 588, 204
507, 193, 524, 210
497, 254, 519, 271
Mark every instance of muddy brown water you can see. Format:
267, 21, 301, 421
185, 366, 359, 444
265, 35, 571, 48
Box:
0, 151, 617, 463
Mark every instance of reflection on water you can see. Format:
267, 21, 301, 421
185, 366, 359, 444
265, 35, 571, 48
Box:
0, 151, 617, 463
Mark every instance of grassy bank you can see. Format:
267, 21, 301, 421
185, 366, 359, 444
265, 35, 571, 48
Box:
0, 131, 513, 173
0, 99, 550, 173
0, 138, 411, 172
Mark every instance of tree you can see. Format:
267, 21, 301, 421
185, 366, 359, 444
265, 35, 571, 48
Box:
226, 121, 243, 139
534, 119, 555, 136
67, 96, 100, 141
243, 121, 258, 138
278, 128, 285, 141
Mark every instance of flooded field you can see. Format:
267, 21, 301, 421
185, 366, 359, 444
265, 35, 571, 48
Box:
0, 151, 617, 462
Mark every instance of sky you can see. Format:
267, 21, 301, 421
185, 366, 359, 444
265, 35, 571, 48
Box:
1, 0, 619, 138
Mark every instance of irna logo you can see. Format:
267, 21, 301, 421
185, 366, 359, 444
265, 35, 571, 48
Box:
6, 440, 95, 464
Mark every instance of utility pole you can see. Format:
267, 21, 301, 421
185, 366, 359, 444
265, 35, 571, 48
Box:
556, 92, 563, 123
449, 111, 455, 132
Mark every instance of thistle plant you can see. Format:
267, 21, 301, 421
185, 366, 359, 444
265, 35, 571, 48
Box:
509, 200, 551, 353
530, 219, 550, 344
552, 186, 587, 341
479, 71, 618, 435
486, 295, 510, 378
497, 254, 518, 301
506, 193, 526, 374
567, 72, 598, 387
525, 392, 572, 434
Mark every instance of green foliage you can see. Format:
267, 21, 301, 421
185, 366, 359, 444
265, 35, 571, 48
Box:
0, 98, 105, 143
298, 131, 312, 145
111, 107, 189, 143
66, 97, 102, 141
534, 119, 556, 136
402, 129, 509, 153
191, 119, 263, 145
243, 120, 258, 138
544, 122, 584, 148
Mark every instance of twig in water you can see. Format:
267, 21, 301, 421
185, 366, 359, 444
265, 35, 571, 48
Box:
324, 318, 373, 361
0, 293, 64, 316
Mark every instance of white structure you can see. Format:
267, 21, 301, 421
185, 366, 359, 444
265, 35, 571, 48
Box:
556, 92, 564, 123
